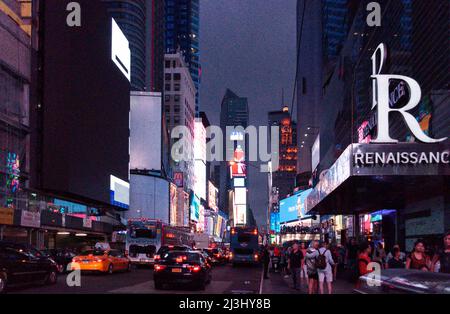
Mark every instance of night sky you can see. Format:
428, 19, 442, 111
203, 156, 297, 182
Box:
200, 0, 297, 227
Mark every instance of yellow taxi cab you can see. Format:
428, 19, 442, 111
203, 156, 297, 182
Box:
71, 249, 131, 274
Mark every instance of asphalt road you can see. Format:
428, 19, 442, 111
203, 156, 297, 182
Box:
10, 263, 264, 294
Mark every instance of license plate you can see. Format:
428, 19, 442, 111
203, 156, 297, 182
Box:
83, 260, 90, 263
172, 268, 182, 273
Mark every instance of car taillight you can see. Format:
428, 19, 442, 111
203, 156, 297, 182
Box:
229, 252, 233, 259
154, 264, 166, 272
95, 258, 105, 262
254, 254, 259, 260
154, 255, 160, 260
72, 258, 80, 263
188, 265, 201, 272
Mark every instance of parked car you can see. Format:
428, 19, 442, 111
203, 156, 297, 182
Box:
0, 241, 59, 293
153, 251, 212, 290
71, 249, 131, 274
42, 249, 76, 273
355, 269, 450, 294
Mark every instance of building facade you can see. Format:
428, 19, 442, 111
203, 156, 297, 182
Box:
218, 89, 249, 218
304, 0, 450, 251
164, 52, 196, 193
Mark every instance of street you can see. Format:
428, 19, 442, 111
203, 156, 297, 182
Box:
10, 264, 263, 294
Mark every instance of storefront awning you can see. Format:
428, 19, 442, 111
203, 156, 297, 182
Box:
306, 143, 450, 215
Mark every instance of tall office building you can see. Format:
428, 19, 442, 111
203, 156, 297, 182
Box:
104, 0, 165, 92
164, 52, 196, 192
219, 89, 249, 218
268, 107, 298, 200
165, 0, 200, 115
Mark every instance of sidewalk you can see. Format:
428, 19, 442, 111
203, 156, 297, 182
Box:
262, 269, 356, 294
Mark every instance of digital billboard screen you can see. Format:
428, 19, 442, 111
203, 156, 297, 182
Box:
279, 195, 298, 223
34, 0, 130, 207
190, 193, 200, 222
279, 189, 313, 223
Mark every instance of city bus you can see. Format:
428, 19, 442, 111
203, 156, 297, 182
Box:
229, 226, 260, 266
125, 218, 192, 266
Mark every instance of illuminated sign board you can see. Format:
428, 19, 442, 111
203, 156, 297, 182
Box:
169, 183, 178, 226
110, 175, 129, 209
230, 131, 244, 141
230, 162, 246, 178
111, 18, 131, 81
234, 188, 247, 205
111, 19, 131, 81
208, 181, 218, 211
235, 205, 247, 225
190, 193, 200, 222
233, 177, 245, 187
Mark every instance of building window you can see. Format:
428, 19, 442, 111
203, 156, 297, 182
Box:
174, 73, 181, 81
165, 84, 171, 91
174, 105, 180, 113
165, 95, 171, 102
165, 73, 172, 81
174, 95, 180, 102
165, 60, 171, 68
174, 84, 180, 91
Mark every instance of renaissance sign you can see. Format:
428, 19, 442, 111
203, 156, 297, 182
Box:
370, 43, 447, 144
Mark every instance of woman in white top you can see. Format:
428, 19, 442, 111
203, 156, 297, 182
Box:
317, 242, 335, 294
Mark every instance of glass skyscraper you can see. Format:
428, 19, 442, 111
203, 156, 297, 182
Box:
165, 0, 200, 115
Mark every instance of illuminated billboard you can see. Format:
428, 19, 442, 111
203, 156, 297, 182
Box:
190, 193, 200, 222
111, 18, 131, 81
234, 187, 247, 205
194, 160, 206, 201
208, 181, 218, 211
110, 175, 129, 209
279, 189, 313, 223
235, 205, 247, 225
169, 183, 178, 226
37, 0, 130, 207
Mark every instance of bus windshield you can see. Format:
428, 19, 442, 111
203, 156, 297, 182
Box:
129, 222, 157, 239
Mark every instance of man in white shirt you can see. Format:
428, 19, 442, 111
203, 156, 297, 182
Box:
317, 242, 335, 294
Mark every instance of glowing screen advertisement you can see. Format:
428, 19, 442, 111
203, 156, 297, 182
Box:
190, 193, 200, 222
111, 18, 131, 81
279, 189, 313, 223
110, 175, 129, 209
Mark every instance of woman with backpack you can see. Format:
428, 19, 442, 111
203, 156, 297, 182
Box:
317, 242, 335, 294
305, 240, 320, 294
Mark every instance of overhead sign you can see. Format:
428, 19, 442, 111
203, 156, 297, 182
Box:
21, 210, 41, 228
370, 43, 447, 144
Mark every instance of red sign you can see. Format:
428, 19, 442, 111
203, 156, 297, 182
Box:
230, 162, 246, 178
174, 172, 184, 188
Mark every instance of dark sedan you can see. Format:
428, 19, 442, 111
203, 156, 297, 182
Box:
355, 269, 450, 294
0, 242, 59, 293
153, 251, 212, 290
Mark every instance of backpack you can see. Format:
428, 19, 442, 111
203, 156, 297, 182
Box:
315, 249, 328, 270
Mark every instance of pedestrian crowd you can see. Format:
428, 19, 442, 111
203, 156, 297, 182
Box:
262, 231, 450, 294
